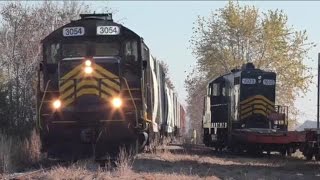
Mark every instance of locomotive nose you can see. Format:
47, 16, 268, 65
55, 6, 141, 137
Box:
73, 95, 106, 112
80, 128, 96, 143
58, 57, 121, 108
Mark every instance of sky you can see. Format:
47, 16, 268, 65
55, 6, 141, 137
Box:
87, 1, 320, 124
18, 1, 320, 124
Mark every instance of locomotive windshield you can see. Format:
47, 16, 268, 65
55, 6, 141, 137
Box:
62, 41, 121, 57
62, 43, 86, 57
44, 40, 137, 62
95, 42, 120, 56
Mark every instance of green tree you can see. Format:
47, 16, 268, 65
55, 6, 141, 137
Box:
186, 1, 314, 133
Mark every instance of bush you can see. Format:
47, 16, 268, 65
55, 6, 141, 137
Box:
0, 130, 41, 174
0, 134, 12, 173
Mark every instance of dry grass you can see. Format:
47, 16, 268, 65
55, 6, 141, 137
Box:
35, 146, 206, 180
4, 144, 320, 179
12, 130, 41, 166
113, 147, 134, 176
133, 146, 320, 180
42, 161, 104, 180
0, 130, 41, 174
38, 165, 203, 180
0, 134, 12, 173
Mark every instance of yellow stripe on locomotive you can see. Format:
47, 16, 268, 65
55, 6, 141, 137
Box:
239, 95, 275, 120
58, 60, 121, 107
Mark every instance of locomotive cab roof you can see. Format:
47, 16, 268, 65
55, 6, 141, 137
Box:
208, 63, 275, 85
241, 62, 255, 70
79, 13, 113, 21
41, 13, 140, 43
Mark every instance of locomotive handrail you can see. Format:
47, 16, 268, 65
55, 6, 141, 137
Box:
38, 80, 51, 130
122, 77, 139, 127
272, 105, 289, 130
211, 103, 228, 107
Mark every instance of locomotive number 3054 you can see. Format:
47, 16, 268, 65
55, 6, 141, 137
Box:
63, 27, 85, 37
97, 26, 120, 35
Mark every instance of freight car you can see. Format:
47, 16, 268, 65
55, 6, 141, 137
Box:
36, 13, 185, 161
202, 63, 305, 155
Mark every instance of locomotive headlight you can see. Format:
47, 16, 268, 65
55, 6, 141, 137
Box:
84, 66, 93, 74
112, 97, 122, 108
52, 99, 61, 109
84, 60, 92, 67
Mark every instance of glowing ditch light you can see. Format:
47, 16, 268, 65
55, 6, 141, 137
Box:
84, 66, 93, 74
112, 97, 122, 108
52, 99, 61, 109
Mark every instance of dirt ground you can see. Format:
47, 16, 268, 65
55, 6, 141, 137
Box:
5, 144, 320, 180
132, 144, 320, 180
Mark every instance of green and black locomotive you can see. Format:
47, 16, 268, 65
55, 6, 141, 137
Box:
36, 14, 185, 160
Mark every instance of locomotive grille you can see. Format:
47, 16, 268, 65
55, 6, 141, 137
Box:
240, 95, 275, 120
59, 63, 120, 107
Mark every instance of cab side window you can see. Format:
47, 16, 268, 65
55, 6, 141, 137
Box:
212, 83, 220, 96
125, 41, 138, 61
222, 87, 226, 96
39, 67, 44, 92
142, 44, 149, 61
207, 85, 212, 96
45, 43, 60, 64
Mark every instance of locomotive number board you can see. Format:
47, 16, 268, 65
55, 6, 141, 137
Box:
97, 26, 120, 35
63, 27, 85, 37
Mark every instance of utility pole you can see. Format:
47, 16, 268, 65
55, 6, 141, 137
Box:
317, 53, 320, 130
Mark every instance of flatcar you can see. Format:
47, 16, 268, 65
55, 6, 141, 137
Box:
36, 13, 185, 160
202, 63, 301, 154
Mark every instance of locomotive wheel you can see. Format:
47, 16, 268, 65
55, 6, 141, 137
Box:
287, 147, 293, 157
147, 133, 159, 153
267, 150, 271, 156
131, 140, 138, 155
230, 147, 241, 155
305, 153, 313, 160
214, 145, 222, 152
247, 149, 262, 157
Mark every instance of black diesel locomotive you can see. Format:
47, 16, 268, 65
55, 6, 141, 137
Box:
36, 14, 185, 160
203, 63, 288, 152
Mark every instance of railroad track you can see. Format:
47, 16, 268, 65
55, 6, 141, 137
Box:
4, 161, 71, 180
162, 143, 304, 160
7, 168, 47, 180
4, 155, 127, 179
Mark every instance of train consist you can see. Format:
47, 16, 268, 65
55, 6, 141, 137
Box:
202, 62, 320, 158
36, 13, 185, 160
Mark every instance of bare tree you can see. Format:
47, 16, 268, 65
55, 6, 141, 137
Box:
0, 1, 110, 137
